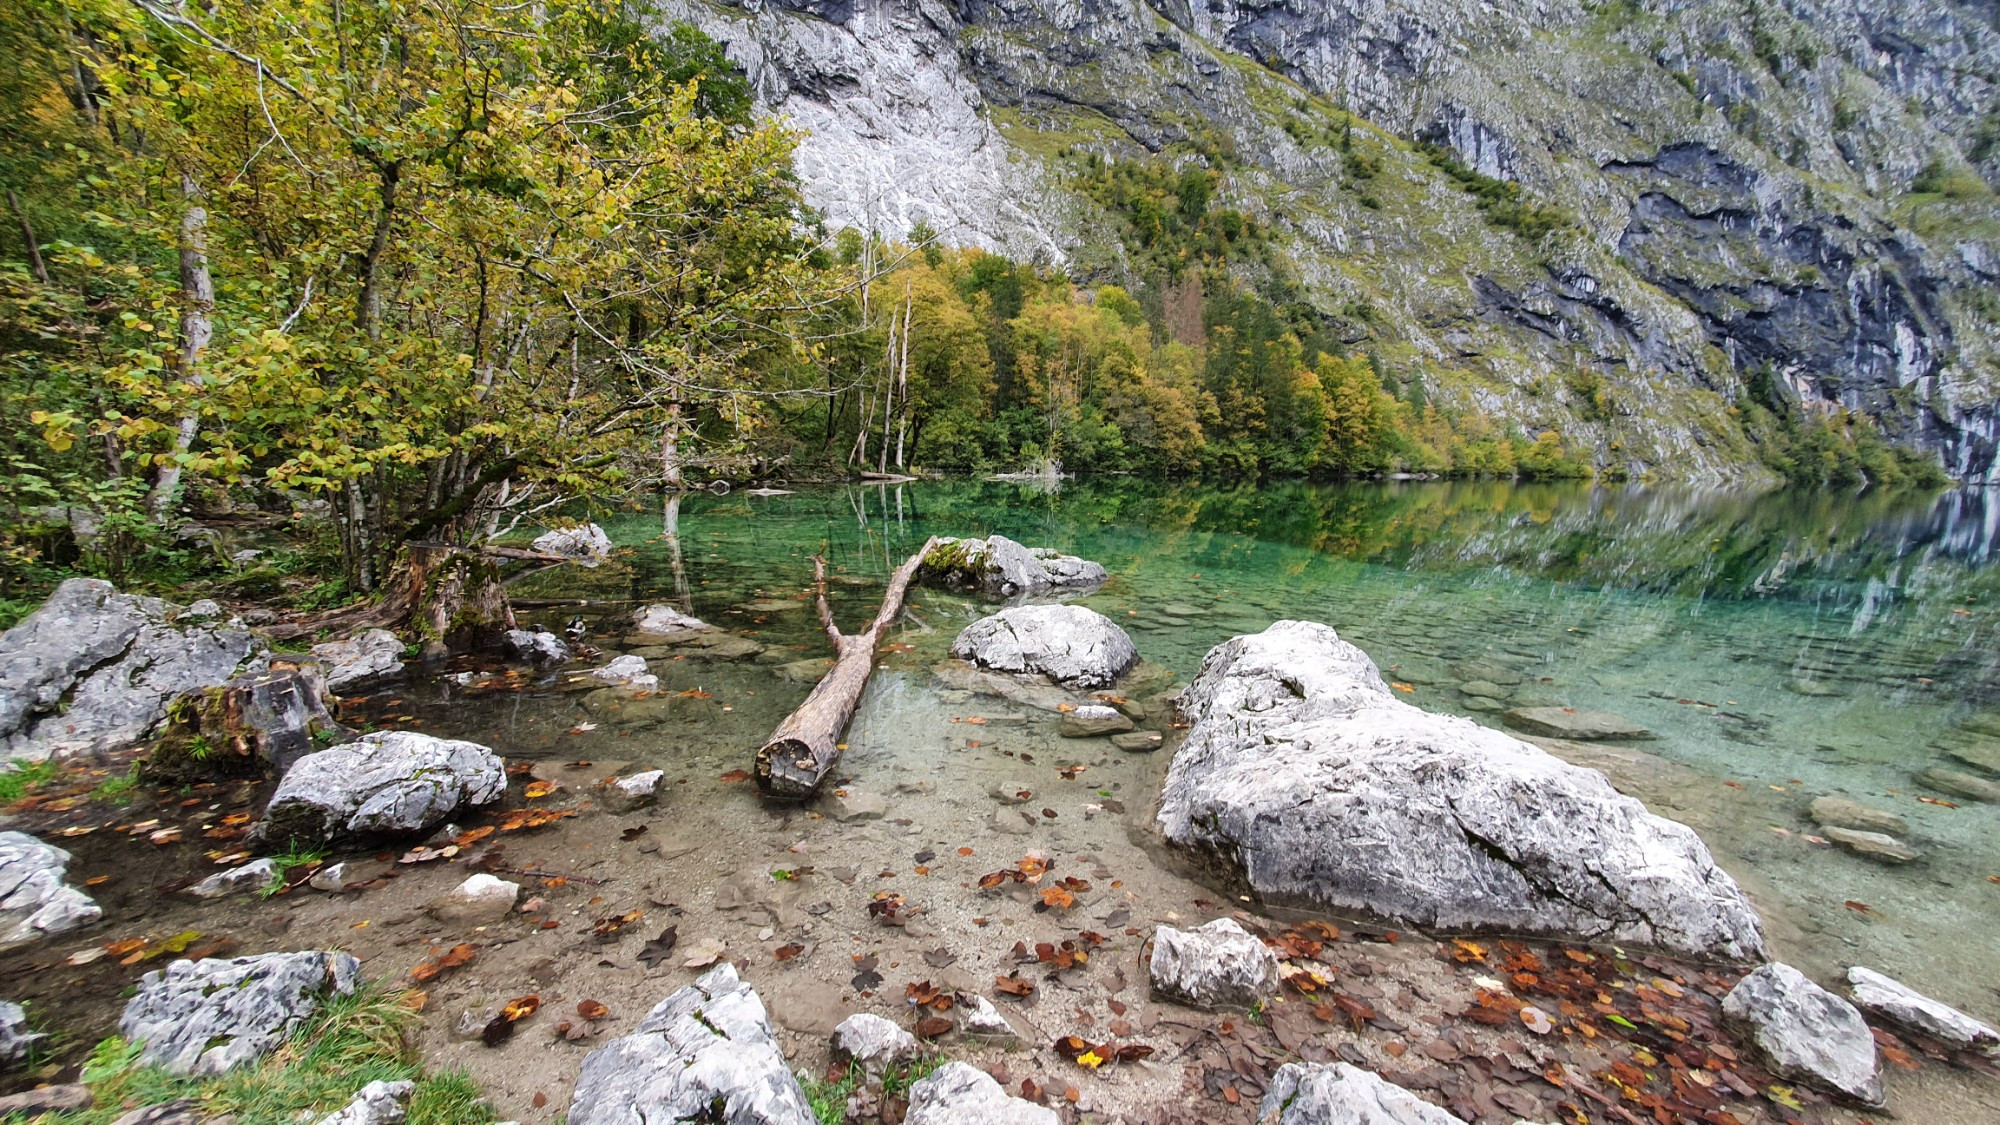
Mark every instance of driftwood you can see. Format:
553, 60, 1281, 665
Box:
755, 536, 940, 798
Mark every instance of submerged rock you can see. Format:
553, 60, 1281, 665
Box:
315, 1080, 415, 1125
502, 628, 570, 665
0, 578, 267, 761
1111, 730, 1163, 752
631, 604, 710, 636
829, 1013, 918, 1077
532, 523, 614, 566
920, 534, 1107, 596
568, 964, 813, 1125
1846, 967, 2000, 1053
1807, 796, 1908, 837
1501, 706, 1653, 741
0, 831, 102, 948
1721, 963, 1882, 1106
602, 769, 664, 813
1149, 919, 1280, 1010
310, 629, 406, 694
0, 1000, 44, 1067
1914, 767, 2000, 802
1158, 621, 1765, 960
589, 653, 656, 687
904, 1061, 1057, 1125
120, 950, 361, 1077
1257, 1062, 1464, 1124
1058, 704, 1133, 738
951, 604, 1137, 690
255, 731, 506, 846
1821, 826, 1922, 865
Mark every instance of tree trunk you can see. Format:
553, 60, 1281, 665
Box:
147, 663, 343, 781
8, 191, 48, 285
754, 537, 939, 798
357, 160, 399, 337
149, 169, 213, 519
661, 401, 685, 490
264, 541, 515, 651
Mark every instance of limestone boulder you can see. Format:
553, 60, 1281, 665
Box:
255, 731, 506, 846
309, 629, 405, 694
1723, 964, 1882, 1105
951, 605, 1137, 690
1846, 966, 1999, 1053
1257, 1063, 1465, 1124
568, 964, 814, 1125
120, 951, 361, 1077
533, 523, 614, 566
315, 1080, 415, 1125
502, 629, 571, 666
1149, 919, 1280, 1010
829, 1013, 918, 1076
904, 1061, 1057, 1125
631, 605, 711, 637
0, 831, 102, 948
0, 578, 266, 760
603, 769, 664, 813
1158, 621, 1765, 961
1, 1001, 43, 1067
920, 534, 1107, 596
184, 858, 280, 900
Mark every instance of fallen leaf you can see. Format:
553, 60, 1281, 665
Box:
636, 926, 679, 969
774, 943, 805, 962
1917, 796, 1958, 808
524, 780, 559, 799
719, 769, 751, 783
915, 1017, 953, 1039
577, 999, 609, 1021
681, 937, 725, 968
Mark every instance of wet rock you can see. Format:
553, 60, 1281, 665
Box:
255, 731, 506, 846
829, 1013, 918, 1076
1942, 737, 2000, 776
1914, 767, 2000, 802
930, 661, 1080, 712
589, 654, 657, 688
427, 874, 521, 924
1257, 1062, 1464, 1124
0, 1085, 90, 1116
904, 1061, 1058, 1125
308, 863, 351, 893
1450, 661, 1523, 686
310, 629, 405, 694
1501, 706, 1653, 741
1, 1000, 44, 1066
1458, 680, 1508, 699
775, 658, 834, 684
1058, 704, 1133, 738
1807, 796, 1908, 837
961, 994, 1026, 1048
919, 535, 1107, 596
532, 523, 613, 566
568, 964, 814, 1125
988, 807, 1035, 835
823, 788, 887, 822
1149, 919, 1279, 1010
0, 831, 102, 947
317, 1080, 416, 1125
1846, 966, 1999, 1053
684, 634, 764, 662
1158, 622, 1765, 960
1786, 679, 1844, 697
1821, 826, 1922, 865
1111, 730, 1163, 752
630, 605, 710, 636
603, 769, 663, 813
952, 605, 1137, 690
1, 578, 267, 760
184, 858, 280, 900
120, 950, 361, 1077
502, 629, 570, 666
1721, 963, 1882, 1106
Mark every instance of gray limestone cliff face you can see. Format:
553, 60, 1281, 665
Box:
661, 0, 2000, 481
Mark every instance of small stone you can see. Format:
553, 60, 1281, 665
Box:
589, 654, 654, 686
1807, 796, 1907, 837
829, 1013, 918, 1076
502, 629, 571, 666
1916, 767, 2000, 802
106, 1102, 201, 1125
0, 1085, 91, 1116
1722, 963, 1882, 1106
1942, 738, 2000, 776
775, 658, 834, 685
1149, 919, 1279, 1010
630, 604, 710, 636
1846, 967, 2000, 1053
904, 1061, 1057, 1125
603, 770, 664, 813
988, 807, 1035, 835
1, 1000, 45, 1066
427, 874, 521, 924
988, 781, 1033, 805
178, 600, 224, 622
185, 858, 280, 900
316, 1080, 416, 1125
1110, 730, 1162, 752
824, 789, 888, 822
308, 863, 351, 893
1821, 826, 1921, 865
960, 995, 1025, 1048
1502, 707, 1653, 741
1058, 704, 1133, 738
1257, 1062, 1464, 1124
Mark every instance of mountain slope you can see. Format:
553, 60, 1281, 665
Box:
661, 0, 2000, 482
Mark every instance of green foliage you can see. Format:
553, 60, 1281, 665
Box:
1415, 143, 1570, 241
92, 766, 140, 806
0, 757, 61, 803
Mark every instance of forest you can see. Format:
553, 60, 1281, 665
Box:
0, 0, 1936, 620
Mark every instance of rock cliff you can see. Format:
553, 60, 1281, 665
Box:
662, 0, 2000, 481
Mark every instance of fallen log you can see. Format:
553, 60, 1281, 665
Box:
755, 537, 939, 798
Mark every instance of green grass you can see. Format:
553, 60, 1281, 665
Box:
92, 768, 140, 806
19, 987, 494, 1125
798, 1057, 948, 1125
261, 846, 329, 897
0, 757, 61, 803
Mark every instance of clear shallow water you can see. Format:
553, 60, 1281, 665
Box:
493, 479, 1999, 1017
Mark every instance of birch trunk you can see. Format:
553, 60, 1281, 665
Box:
149, 170, 213, 519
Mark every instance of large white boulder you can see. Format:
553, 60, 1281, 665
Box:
1257, 1063, 1466, 1124
255, 731, 506, 846
568, 964, 813, 1125
1722, 963, 1882, 1106
533, 523, 614, 566
310, 629, 406, 693
829, 1013, 918, 1077
0, 831, 102, 948
904, 1061, 1057, 1125
1149, 919, 1280, 1010
920, 535, 1107, 595
951, 604, 1137, 689
1846, 966, 1999, 1054
120, 951, 361, 1077
1157, 621, 1765, 961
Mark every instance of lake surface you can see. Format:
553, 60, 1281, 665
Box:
483, 478, 2000, 1018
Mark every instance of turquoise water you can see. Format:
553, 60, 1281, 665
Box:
491, 479, 1999, 1015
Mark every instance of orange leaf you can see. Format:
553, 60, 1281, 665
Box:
1040, 885, 1075, 909
719, 769, 751, 783
501, 995, 541, 1022
576, 999, 609, 1021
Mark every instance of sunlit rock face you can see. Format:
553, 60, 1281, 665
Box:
662, 0, 2000, 481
